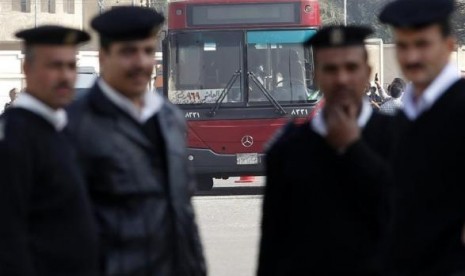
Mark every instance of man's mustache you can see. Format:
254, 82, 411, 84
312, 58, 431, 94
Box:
126, 68, 152, 78
405, 63, 424, 71
54, 82, 72, 90
333, 86, 353, 94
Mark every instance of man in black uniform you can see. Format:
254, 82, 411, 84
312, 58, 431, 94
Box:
258, 26, 392, 275
0, 26, 98, 275
378, 0, 465, 275
66, 6, 206, 276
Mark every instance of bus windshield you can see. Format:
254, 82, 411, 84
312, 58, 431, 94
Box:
167, 29, 321, 105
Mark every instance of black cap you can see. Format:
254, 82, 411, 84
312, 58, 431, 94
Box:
15, 25, 90, 46
379, 0, 455, 27
91, 6, 165, 41
304, 25, 373, 48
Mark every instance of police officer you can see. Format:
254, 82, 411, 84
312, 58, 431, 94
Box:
66, 6, 206, 276
258, 26, 393, 275
379, 0, 465, 275
0, 26, 98, 276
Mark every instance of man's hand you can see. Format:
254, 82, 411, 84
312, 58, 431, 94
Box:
370, 100, 381, 110
325, 103, 361, 152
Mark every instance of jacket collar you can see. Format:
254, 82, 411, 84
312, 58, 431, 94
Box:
402, 62, 460, 120
13, 92, 67, 131
88, 83, 153, 149
98, 78, 164, 123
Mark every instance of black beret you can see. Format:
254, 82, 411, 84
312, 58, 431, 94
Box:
379, 0, 455, 27
91, 6, 165, 41
304, 25, 373, 48
15, 25, 90, 46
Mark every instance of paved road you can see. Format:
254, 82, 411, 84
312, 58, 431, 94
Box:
195, 177, 265, 196
193, 177, 264, 276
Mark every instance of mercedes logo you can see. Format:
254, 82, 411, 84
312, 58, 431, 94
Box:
241, 135, 254, 148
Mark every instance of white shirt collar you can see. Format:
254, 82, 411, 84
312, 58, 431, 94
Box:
12, 92, 67, 131
402, 62, 460, 120
311, 98, 373, 137
98, 78, 164, 123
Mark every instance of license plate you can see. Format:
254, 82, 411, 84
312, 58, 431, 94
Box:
237, 153, 259, 165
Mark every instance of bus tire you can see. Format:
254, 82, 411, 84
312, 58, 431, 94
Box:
196, 175, 214, 191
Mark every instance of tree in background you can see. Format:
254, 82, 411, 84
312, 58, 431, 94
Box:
319, 1, 344, 25
346, 0, 393, 43
146, 0, 168, 15
320, 0, 393, 42
320, 0, 465, 44
453, 1, 465, 46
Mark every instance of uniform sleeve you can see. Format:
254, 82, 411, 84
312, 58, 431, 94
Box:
0, 124, 36, 276
257, 145, 291, 276
343, 139, 390, 186
340, 139, 392, 225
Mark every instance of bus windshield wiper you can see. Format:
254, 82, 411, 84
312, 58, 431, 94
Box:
208, 70, 241, 117
248, 72, 286, 115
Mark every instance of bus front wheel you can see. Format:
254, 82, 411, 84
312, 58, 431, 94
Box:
195, 175, 214, 191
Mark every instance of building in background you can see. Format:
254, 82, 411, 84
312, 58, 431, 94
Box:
0, 0, 167, 110
0, 0, 83, 50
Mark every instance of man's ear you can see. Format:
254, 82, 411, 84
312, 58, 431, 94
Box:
98, 49, 105, 65
23, 60, 30, 78
447, 35, 457, 53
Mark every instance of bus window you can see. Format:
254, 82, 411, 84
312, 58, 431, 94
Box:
168, 31, 243, 105
246, 30, 318, 104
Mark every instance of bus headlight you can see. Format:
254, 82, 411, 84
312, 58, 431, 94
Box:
188, 155, 194, 161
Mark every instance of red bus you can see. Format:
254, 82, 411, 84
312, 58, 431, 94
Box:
163, 0, 322, 190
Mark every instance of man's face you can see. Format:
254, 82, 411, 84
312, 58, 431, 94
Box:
100, 36, 156, 99
24, 45, 77, 109
314, 46, 371, 107
394, 24, 455, 91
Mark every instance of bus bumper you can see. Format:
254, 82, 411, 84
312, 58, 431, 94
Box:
187, 148, 265, 177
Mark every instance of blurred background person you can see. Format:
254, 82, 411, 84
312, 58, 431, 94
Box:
379, 83, 404, 115
379, 78, 406, 115
365, 82, 382, 110
4, 87, 18, 111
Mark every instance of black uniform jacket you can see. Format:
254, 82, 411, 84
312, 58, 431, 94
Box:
382, 79, 465, 276
66, 84, 206, 276
258, 111, 393, 276
0, 108, 99, 276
